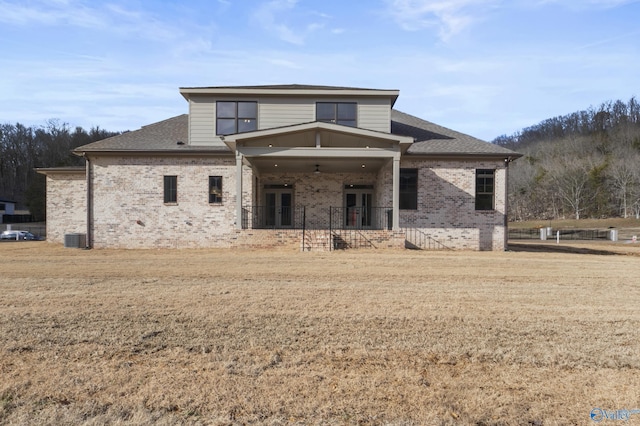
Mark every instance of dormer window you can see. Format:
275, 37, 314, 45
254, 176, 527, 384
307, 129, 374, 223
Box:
316, 102, 357, 127
216, 101, 257, 135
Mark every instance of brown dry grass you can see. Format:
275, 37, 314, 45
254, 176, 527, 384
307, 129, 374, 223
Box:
1, 242, 640, 425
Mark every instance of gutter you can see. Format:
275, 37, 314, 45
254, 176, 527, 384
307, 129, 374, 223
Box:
403, 152, 523, 161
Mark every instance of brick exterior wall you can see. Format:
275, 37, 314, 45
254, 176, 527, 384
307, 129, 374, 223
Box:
396, 159, 507, 251
45, 172, 87, 244
89, 155, 246, 249
45, 155, 508, 251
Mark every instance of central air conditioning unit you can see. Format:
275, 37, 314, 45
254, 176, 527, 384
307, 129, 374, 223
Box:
64, 233, 86, 248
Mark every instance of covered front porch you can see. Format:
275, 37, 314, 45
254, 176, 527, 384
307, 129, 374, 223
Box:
222, 121, 413, 234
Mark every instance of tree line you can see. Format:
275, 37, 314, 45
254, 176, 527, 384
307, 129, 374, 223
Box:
494, 97, 640, 221
4, 101, 640, 224
0, 121, 118, 220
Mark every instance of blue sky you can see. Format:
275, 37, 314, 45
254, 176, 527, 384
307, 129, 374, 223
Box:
1, 0, 638, 141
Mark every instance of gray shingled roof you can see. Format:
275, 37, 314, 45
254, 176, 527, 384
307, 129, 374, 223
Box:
391, 110, 519, 156
74, 109, 519, 158
179, 84, 385, 91
75, 114, 227, 153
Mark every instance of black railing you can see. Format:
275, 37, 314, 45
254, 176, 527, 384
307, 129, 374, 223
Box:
329, 206, 393, 231
331, 230, 377, 250
242, 205, 394, 231
508, 228, 610, 240
405, 228, 452, 250
241, 206, 306, 229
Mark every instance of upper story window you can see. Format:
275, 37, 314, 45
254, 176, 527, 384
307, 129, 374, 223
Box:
216, 101, 257, 135
475, 169, 495, 211
316, 102, 357, 127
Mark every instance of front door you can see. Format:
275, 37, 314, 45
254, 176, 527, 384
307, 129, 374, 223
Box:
345, 189, 373, 229
265, 189, 293, 228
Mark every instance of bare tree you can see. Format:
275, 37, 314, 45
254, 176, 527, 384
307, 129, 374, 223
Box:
631, 164, 640, 219
546, 155, 593, 220
609, 149, 639, 217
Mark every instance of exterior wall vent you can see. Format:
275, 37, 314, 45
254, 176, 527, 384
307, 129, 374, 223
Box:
64, 233, 86, 248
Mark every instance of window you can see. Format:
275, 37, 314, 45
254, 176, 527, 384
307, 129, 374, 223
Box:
316, 102, 357, 127
399, 169, 418, 210
216, 101, 257, 135
209, 176, 222, 203
164, 175, 177, 203
475, 169, 495, 210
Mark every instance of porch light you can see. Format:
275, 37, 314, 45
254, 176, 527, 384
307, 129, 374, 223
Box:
361, 164, 365, 168
268, 144, 273, 147
314, 164, 320, 174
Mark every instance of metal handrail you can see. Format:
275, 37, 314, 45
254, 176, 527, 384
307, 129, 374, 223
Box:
241, 205, 305, 229
405, 228, 452, 250
329, 206, 393, 230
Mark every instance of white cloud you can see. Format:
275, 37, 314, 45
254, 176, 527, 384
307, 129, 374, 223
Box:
252, 0, 304, 44
534, 0, 638, 7
384, 0, 498, 40
385, 0, 637, 40
0, 0, 188, 43
251, 0, 332, 45
0, 0, 104, 27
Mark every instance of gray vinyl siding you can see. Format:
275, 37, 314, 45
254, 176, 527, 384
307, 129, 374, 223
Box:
259, 98, 315, 128
357, 98, 391, 133
188, 96, 392, 146
189, 97, 220, 146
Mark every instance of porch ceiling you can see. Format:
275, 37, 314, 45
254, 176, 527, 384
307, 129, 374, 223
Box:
247, 156, 387, 174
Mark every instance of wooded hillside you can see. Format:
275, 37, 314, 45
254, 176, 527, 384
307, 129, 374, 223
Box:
494, 98, 640, 221
0, 121, 118, 219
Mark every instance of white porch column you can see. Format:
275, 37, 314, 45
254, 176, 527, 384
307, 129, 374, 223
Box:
392, 153, 400, 230
236, 152, 243, 230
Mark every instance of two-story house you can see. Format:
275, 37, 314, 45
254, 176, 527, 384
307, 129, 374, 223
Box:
38, 84, 520, 250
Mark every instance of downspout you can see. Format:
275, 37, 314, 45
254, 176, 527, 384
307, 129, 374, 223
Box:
85, 154, 92, 249
503, 157, 511, 251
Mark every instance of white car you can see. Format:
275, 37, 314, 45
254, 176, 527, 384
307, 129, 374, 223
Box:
0, 230, 39, 240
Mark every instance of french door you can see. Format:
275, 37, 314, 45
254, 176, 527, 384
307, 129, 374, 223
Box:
345, 190, 373, 229
265, 189, 293, 228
